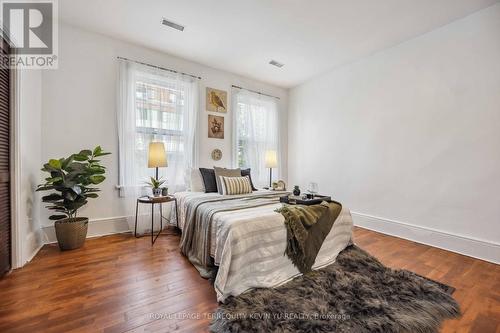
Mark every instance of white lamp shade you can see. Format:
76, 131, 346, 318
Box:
265, 150, 278, 168
148, 142, 168, 168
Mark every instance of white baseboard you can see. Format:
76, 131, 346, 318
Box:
41, 216, 131, 244
351, 211, 500, 264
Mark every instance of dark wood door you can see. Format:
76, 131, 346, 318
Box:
0, 38, 11, 276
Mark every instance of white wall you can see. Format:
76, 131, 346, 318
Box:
288, 4, 500, 263
40, 23, 288, 234
15, 69, 43, 266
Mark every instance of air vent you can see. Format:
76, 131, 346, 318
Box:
269, 60, 284, 68
161, 18, 185, 31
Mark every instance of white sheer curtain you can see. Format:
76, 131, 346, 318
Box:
117, 59, 199, 198
232, 88, 280, 187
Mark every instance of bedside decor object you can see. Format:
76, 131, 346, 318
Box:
148, 142, 168, 181
37, 146, 111, 250
161, 187, 169, 196
211, 148, 222, 161
293, 185, 301, 196
265, 150, 278, 188
308, 182, 319, 196
288, 194, 332, 206
272, 181, 278, 190
206, 87, 227, 113
276, 180, 286, 191
134, 195, 179, 245
208, 115, 225, 139
145, 177, 166, 197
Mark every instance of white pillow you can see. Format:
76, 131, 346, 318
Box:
189, 168, 205, 192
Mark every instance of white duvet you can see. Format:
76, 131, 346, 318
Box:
173, 191, 354, 302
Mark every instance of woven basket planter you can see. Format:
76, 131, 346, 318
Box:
54, 217, 89, 251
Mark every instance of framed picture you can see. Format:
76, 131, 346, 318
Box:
206, 87, 227, 113
208, 115, 224, 139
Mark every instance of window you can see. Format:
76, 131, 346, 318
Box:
233, 89, 280, 187
117, 60, 198, 197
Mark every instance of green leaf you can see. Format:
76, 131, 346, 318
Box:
79, 149, 92, 156
85, 193, 98, 198
61, 155, 74, 169
45, 176, 62, 184
94, 152, 111, 157
42, 194, 63, 202
88, 168, 105, 175
73, 154, 88, 161
93, 146, 102, 156
49, 215, 67, 221
36, 185, 55, 192
47, 206, 67, 211
48, 159, 62, 169
89, 175, 105, 184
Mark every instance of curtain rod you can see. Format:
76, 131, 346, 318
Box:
117, 56, 202, 80
231, 85, 280, 100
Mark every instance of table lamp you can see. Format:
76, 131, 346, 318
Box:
148, 142, 167, 180
265, 150, 278, 188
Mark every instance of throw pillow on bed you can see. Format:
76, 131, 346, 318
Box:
199, 168, 218, 193
189, 168, 205, 192
214, 167, 241, 194
240, 168, 258, 191
220, 176, 253, 195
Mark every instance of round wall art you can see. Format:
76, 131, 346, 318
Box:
211, 149, 222, 161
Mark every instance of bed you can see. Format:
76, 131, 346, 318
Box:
173, 190, 354, 302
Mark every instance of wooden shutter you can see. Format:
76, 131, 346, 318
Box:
0, 38, 11, 276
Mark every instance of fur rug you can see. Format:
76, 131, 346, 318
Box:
210, 245, 460, 333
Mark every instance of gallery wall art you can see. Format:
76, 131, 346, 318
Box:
206, 87, 227, 113
208, 114, 224, 139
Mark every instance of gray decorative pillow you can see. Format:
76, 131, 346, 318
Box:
214, 167, 241, 194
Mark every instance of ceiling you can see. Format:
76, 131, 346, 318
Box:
59, 0, 499, 88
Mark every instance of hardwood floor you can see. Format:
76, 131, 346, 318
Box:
0, 227, 498, 332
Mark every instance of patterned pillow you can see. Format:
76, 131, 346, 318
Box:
220, 176, 253, 195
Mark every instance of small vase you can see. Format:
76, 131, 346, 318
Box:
152, 188, 162, 197
293, 186, 301, 196
161, 187, 168, 196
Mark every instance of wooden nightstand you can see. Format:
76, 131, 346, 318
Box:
134, 195, 179, 245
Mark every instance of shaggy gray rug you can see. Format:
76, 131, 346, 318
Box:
210, 245, 460, 333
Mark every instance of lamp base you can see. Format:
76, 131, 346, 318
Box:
269, 168, 273, 188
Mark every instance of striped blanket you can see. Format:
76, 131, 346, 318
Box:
175, 191, 353, 302
179, 191, 288, 277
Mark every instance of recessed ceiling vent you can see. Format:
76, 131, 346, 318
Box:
269, 60, 284, 68
161, 18, 185, 31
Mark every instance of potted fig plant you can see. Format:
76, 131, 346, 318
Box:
37, 146, 110, 250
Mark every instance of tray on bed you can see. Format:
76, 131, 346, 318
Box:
280, 194, 332, 205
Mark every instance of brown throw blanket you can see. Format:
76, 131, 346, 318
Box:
276, 201, 342, 273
